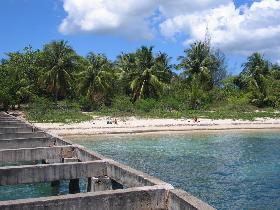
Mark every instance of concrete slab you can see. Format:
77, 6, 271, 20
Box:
0, 132, 48, 140
167, 189, 216, 210
0, 186, 167, 210
0, 127, 35, 133
0, 146, 75, 164
0, 138, 57, 149
0, 160, 107, 185
0, 123, 31, 128
107, 160, 173, 188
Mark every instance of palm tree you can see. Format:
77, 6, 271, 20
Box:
79, 53, 113, 104
240, 53, 270, 106
117, 46, 173, 102
130, 68, 164, 102
40, 40, 77, 104
177, 41, 214, 90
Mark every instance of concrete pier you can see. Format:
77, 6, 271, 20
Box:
0, 146, 74, 164
87, 176, 113, 192
0, 112, 216, 210
0, 131, 47, 140
0, 161, 106, 185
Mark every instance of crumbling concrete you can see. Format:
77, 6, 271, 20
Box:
0, 112, 216, 210
0, 161, 107, 185
0, 146, 75, 165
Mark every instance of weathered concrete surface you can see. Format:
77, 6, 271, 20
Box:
0, 186, 167, 210
107, 160, 173, 188
0, 138, 57, 149
74, 146, 104, 161
0, 127, 35, 133
0, 131, 47, 140
0, 112, 216, 210
167, 189, 215, 210
87, 176, 112, 192
0, 160, 107, 185
0, 146, 75, 164
0, 122, 27, 127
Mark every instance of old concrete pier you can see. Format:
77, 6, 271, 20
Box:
0, 112, 215, 210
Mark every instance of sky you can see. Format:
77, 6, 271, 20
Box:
1, 0, 280, 74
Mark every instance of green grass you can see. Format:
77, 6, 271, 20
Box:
26, 109, 92, 123
25, 98, 92, 123
91, 108, 280, 121
25, 98, 280, 123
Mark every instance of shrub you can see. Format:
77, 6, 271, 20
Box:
111, 96, 134, 113
134, 99, 157, 113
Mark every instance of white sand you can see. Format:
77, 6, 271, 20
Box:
33, 117, 280, 137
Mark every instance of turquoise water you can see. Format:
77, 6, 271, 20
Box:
71, 131, 280, 210
0, 179, 88, 201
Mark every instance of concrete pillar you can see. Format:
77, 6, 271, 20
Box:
69, 179, 80, 194
42, 159, 61, 192
62, 157, 81, 194
87, 176, 112, 192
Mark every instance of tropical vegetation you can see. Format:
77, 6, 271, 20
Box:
0, 39, 279, 122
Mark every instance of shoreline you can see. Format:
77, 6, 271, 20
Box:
33, 117, 280, 137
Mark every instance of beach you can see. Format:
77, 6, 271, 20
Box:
33, 117, 280, 136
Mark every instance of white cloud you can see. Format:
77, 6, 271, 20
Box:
59, 0, 231, 38
159, 0, 231, 17
59, 0, 280, 59
59, 0, 158, 39
160, 0, 280, 57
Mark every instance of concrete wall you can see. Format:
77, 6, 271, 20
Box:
167, 189, 215, 210
0, 122, 27, 127
0, 146, 74, 164
74, 146, 106, 161
0, 127, 35, 133
0, 186, 166, 210
107, 160, 173, 188
0, 138, 57, 149
0, 160, 107, 185
0, 132, 48, 140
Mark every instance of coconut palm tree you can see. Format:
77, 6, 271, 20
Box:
240, 53, 270, 106
79, 53, 113, 104
130, 68, 164, 102
117, 46, 173, 102
40, 40, 77, 104
177, 41, 214, 90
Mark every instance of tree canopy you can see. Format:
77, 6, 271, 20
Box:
0, 39, 279, 112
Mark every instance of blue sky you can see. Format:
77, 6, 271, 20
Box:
1, 0, 279, 74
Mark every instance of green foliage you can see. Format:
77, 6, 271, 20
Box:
79, 53, 114, 108
1, 39, 280, 122
111, 96, 134, 113
117, 46, 173, 102
40, 40, 78, 102
134, 99, 157, 112
26, 97, 91, 123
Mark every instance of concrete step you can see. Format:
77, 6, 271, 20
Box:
0, 118, 19, 121
0, 123, 31, 128
0, 131, 47, 140
0, 127, 36, 133
0, 137, 56, 149
0, 120, 23, 124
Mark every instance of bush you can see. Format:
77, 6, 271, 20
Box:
111, 96, 134, 113
79, 97, 93, 112
134, 99, 157, 113
26, 97, 91, 123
